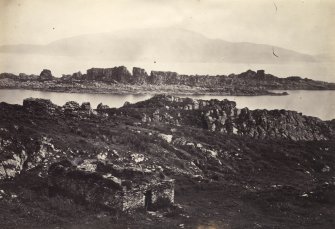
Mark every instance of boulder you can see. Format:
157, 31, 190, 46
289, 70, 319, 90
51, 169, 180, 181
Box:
63, 101, 80, 112
72, 71, 83, 80
0, 152, 27, 180
0, 135, 28, 180
97, 103, 110, 110
158, 134, 173, 143
39, 69, 54, 81
81, 102, 91, 110
123, 101, 131, 107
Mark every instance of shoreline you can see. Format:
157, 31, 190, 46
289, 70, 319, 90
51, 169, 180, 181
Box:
0, 85, 289, 96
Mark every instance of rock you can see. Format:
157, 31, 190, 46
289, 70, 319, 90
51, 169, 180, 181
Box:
152, 109, 161, 122
141, 113, 150, 122
23, 98, 58, 115
133, 67, 148, 84
63, 101, 80, 112
72, 71, 83, 80
131, 153, 145, 163
124, 101, 131, 107
97, 152, 108, 161
86, 66, 132, 83
322, 165, 331, 172
81, 102, 91, 110
256, 70, 265, 78
102, 173, 122, 185
158, 134, 173, 143
149, 71, 179, 85
39, 69, 54, 81
26, 137, 61, 171
97, 103, 110, 110
206, 149, 218, 157
128, 95, 331, 141
77, 159, 98, 172
0, 137, 27, 179
18, 73, 39, 81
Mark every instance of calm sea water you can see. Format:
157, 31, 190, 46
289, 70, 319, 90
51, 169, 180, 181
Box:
0, 89, 334, 120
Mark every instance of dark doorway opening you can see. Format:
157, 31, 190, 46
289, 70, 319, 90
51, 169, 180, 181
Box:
144, 190, 152, 210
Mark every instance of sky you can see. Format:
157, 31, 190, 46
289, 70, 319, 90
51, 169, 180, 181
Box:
1, 0, 334, 55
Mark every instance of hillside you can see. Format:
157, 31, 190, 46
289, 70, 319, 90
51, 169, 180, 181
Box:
0, 95, 334, 228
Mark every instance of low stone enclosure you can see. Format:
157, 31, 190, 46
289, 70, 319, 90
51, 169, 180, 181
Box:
48, 159, 175, 212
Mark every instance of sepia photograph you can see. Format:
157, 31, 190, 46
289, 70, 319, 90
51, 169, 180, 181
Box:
0, 0, 334, 228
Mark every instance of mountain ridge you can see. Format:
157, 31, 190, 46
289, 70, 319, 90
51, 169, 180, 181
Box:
0, 28, 318, 64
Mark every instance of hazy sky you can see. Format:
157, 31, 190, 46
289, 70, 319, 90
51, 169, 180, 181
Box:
1, 0, 334, 55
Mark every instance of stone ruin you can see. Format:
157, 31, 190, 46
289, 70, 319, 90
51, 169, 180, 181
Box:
48, 159, 175, 212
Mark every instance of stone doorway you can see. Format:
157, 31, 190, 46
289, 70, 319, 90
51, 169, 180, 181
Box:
144, 190, 152, 210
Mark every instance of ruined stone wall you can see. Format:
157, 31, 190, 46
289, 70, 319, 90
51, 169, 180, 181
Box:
122, 188, 145, 211
150, 180, 175, 207
48, 161, 175, 211
48, 164, 124, 210
122, 179, 175, 211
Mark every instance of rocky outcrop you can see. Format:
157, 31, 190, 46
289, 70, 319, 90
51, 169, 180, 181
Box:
234, 108, 329, 140
123, 95, 333, 141
97, 103, 110, 110
149, 71, 179, 85
0, 125, 64, 180
0, 73, 39, 81
63, 101, 94, 116
0, 135, 27, 179
23, 98, 59, 115
86, 66, 132, 83
82, 67, 335, 90
39, 69, 54, 81
21, 98, 96, 117
63, 101, 80, 112
132, 67, 148, 84
17, 95, 335, 141
81, 102, 91, 111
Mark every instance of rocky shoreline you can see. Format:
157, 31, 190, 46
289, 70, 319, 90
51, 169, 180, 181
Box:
0, 95, 334, 228
0, 81, 289, 96
1, 66, 335, 96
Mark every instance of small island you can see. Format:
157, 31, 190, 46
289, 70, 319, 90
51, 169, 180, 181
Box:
1, 66, 334, 96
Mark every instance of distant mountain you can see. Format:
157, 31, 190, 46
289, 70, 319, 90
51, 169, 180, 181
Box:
0, 28, 318, 64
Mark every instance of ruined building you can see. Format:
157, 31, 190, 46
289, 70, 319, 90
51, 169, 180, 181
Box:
48, 159, 175, 211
